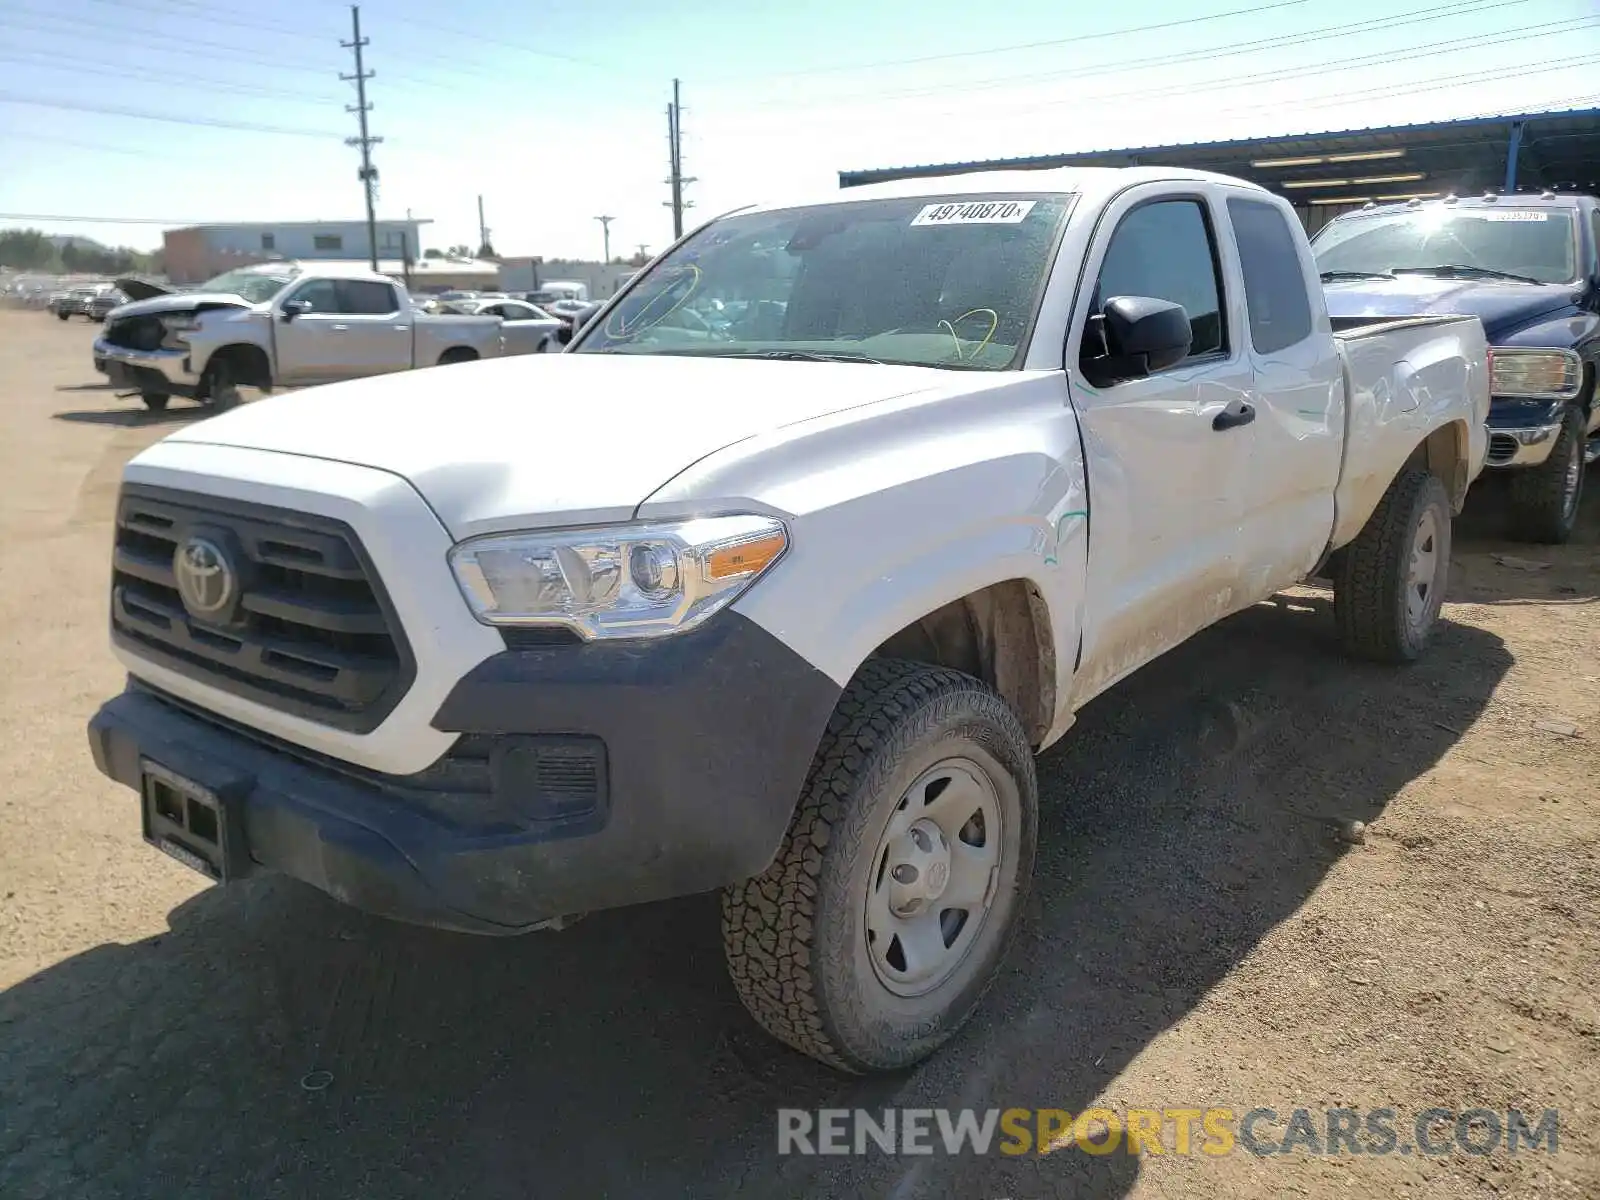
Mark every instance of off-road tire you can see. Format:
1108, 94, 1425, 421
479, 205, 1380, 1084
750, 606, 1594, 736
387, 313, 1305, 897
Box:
140, 392, 170, 411
438, 347, 478, 366
1507, 407, 1585, 545
56, 311, 68, 321
721, 658, 1038, 1073
1333, 466, 1451, 664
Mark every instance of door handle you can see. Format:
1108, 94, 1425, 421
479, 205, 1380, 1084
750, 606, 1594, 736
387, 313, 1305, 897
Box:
331, 323, 350, 331
1213, 400, 1256, 431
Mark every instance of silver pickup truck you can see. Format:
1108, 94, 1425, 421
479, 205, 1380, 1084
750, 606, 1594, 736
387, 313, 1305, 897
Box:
94, 263, 507, 411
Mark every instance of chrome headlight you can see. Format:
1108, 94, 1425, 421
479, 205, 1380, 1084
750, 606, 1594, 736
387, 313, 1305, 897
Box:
448, 515, 788, 640
1489, 348, 1582, 399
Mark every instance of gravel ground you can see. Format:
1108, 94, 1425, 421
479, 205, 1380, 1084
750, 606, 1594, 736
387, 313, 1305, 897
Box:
1, 309, 1596, 1199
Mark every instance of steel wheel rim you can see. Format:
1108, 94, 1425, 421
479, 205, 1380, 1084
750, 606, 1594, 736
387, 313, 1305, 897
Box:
1562, 437, 1582, 519
1406, 507, 1440, 634
865, 757, 1005, 999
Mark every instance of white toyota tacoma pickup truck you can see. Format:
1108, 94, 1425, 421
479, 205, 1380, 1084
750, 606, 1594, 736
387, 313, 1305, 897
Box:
93, 262, 506, 412
88, 167, 1489, 1073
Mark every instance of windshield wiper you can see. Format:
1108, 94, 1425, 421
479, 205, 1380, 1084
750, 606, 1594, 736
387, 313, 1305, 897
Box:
1390, 264, 1544, 285
701, 348, 887, 365
1319, 269, 1394, 281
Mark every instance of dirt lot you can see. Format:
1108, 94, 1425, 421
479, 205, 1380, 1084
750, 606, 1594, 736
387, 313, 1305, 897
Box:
0, 306, 1596, 1199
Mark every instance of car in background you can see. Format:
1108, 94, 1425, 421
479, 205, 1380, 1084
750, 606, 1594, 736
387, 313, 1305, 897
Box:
51, 286, 99, 320
1316, 190, 1600, 543
86, 288, 128, 322
443, 296, 562, 353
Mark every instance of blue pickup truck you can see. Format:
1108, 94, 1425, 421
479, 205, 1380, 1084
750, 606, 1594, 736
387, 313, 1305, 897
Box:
1314, 192, 1599, 542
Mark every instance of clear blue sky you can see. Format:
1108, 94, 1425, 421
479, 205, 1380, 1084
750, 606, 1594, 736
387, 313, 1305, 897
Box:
2, 0, 1598, 260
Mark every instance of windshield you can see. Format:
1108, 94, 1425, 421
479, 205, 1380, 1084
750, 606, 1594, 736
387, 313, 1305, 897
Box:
1312, 206, 1578, 284
199, 267, 299, 303
574, 193, 1075, 369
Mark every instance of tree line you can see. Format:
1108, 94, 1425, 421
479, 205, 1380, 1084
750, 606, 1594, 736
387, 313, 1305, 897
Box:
0, 228, 163, 276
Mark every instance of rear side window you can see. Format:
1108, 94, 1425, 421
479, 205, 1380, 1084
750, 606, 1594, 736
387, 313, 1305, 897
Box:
337, 280, 399, 315
1228, 197, 1315, 354
1093, 199, 1226, 359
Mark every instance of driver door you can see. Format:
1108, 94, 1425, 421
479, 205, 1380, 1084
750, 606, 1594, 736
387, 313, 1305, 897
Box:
1067, 186, 1258, 705
272, 278, 345, 385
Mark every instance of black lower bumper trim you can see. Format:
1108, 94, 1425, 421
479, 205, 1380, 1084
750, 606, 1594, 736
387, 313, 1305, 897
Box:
88, 613, 842, 934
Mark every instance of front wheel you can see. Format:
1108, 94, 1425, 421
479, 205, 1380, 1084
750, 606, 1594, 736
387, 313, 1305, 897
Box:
1333, 466, 1452, 664
722, 658, 1038, 1073
56, 311, 69, 321
206, 360, 242, 412
1507, 408, 1585, 544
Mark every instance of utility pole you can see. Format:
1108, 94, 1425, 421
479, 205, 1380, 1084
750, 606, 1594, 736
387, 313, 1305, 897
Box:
476, 194, 492, 257
665, 78, 695, 240
340, 5, 381, 270
594, 214, 613, 262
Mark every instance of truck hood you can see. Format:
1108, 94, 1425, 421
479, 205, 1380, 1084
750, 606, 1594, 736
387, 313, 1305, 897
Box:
160, 353, 948, 536
111, 291, 254, 318
115, 276, 174, 301
1322, 276, 1579, 339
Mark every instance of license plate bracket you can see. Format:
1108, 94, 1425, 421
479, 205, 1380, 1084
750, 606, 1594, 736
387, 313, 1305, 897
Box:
140, 759, 247, 883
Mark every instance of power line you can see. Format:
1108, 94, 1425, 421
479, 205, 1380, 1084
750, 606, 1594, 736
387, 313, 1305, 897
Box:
378, 10, 611, 69
732, 0, 1527, 109
0, 91, 344, 137
4, 6, 474, 92
724, 0, 1312, 80
0, 48, 342, 104
710, 12, 1593, 134
0, 212, 212, 224
3, 11, 339, 76
1018, 13, 1599, 113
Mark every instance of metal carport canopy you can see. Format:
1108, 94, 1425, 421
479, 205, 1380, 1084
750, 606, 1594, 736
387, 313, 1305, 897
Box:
837, 108, 1600, 205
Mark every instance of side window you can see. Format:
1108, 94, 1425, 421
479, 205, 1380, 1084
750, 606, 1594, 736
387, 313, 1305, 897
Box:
1591, 211, 1600, 276
284, 278, 339, 314
336, 280, 399, 315
1091, 199, 1226, 360
313, 234, 343, 251
1227, 197, 1314, 354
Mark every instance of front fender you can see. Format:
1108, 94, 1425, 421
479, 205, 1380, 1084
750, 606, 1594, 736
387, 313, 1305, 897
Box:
184, 309, 274, 381
638, 373, 1090, 721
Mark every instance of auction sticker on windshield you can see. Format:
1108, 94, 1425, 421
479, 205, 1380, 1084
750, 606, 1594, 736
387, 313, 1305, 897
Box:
1484, 211, 1548, 221
911, 200, 1037, 226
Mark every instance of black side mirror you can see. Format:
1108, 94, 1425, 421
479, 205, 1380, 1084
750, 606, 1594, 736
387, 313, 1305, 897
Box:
1083, 295, 1192, 385
280, 299, 311, 323
555, 323, 575, 345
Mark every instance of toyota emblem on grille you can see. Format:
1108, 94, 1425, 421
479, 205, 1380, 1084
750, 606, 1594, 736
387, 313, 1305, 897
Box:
173, 535, 236, 618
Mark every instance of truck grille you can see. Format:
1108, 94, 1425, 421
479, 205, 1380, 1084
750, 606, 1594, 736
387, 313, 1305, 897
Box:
104, 315, 165, 351
110, 486, 414, 733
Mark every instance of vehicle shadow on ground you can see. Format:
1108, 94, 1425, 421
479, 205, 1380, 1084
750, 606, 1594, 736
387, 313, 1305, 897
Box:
55, 382, 118, 392
1451, 470, 1600, 606
52, 406, 207, 428
0, 602, 1511, 1200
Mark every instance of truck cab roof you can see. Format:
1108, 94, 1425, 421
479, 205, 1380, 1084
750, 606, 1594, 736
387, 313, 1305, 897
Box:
744, 165, 1275, 217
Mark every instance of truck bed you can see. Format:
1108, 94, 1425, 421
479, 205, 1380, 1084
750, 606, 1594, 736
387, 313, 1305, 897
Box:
1329, 313, 1491, 549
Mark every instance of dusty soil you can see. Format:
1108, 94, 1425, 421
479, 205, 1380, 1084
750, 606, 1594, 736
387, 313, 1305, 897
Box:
0, 307, 1595, 1199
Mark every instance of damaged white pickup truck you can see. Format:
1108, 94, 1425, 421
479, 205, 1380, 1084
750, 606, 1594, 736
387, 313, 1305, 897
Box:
94, 263, 505, 411
88, 167, 1489, 1073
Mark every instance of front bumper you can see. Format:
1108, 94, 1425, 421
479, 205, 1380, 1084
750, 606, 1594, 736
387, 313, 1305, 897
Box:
88, 613, 842, 934
1485, 421, 1564, 468
92, 338, 200, 398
